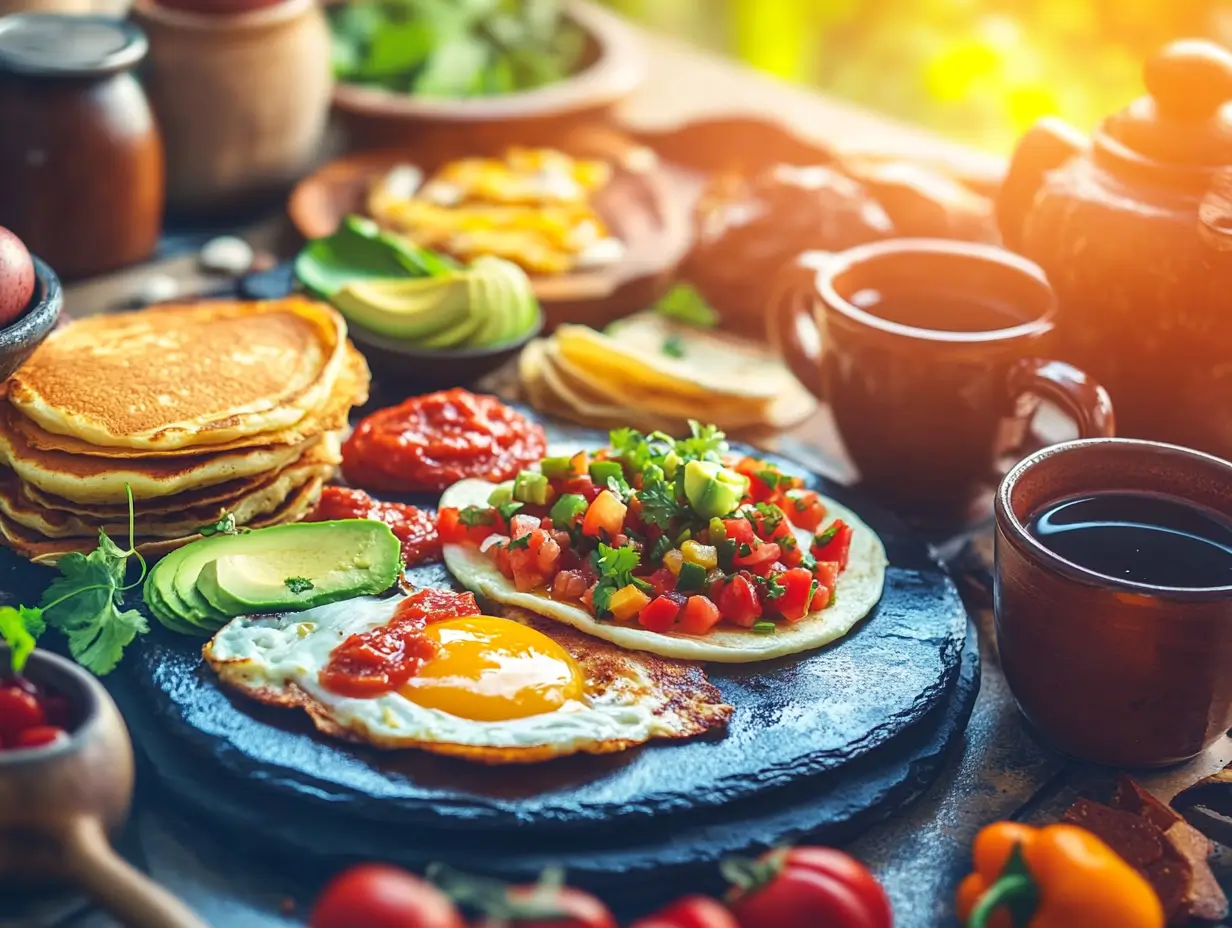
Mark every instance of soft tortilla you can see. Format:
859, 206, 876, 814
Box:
440, 477, 887, 663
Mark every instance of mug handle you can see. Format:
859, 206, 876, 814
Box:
1007, 357, 1116, 441
63, 815, 211, 928
766, 250, 833, 400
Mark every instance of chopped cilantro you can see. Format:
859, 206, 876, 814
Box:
738, 542, 752, 557
507, 534, 532, 550
0, 605, 42, 673
747, 502, 785, 534
814, 524, 839, 547
674, 420, 727, 465
284, 577, 315, 594
649, 534, 673, 562
638, 476, 684, 530
800, 550, 818, 571
591, 543, 641, 617
759, 574, 787, 600
199, 512, 239, 536
459, 506, 495, 528
662, 334, 686, 358
606, 474, 632, 501
496, 501, 524, 522
755, 468, 794, 491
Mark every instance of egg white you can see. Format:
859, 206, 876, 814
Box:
204, 595, 729, 758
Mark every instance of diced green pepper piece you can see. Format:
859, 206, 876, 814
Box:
752, 620, 777, 634
540, 456, 575, 479
550, 493, 588, 526
513, 470, 550, 505
589, 460, 624, 486
716, 537, 738, 571
676, 561, 707, 592
488, 481, 515, 507
649, 533, 672, 563
673, 527, 692, 546
709, 517, 727, 541
662, 450, 680, 478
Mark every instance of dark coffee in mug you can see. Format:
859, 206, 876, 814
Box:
849, 287, 1031, 334
1027, 492, 1232, 589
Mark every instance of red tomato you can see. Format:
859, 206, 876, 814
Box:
721, 519, 756, 546
311, 865, 464, 928
726, 847, 892, 928
582, 490, 627, 539
561, 475, 601, 502
476, 885, 616, 928
0, 686, 44, 739
772, 568, 815, 623
638, 595, 682, 633
780, 489, 827, 532
677, 595, 721, 635
645, 568, 677, 596
717, 574, 762, 627
732, 541, 780, 570
630, 896, 738, 928
811, 522, 854, 570
14, 726, 67, 749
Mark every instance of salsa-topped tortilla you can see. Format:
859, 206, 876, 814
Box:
439, 423, 887, 663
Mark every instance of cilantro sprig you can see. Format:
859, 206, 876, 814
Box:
590, 542, 640, 616
0, 485, 150, 677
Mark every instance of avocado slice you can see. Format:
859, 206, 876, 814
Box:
150, 521, 402, 631
467, 257, 521, 347
684, 460, 750, 519
143, 574, 204, 636
491, 257, 542, 344
332, 276, 470, 340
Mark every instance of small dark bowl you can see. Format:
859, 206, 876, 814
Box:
0, 255, 63, 381
349, 310, 544, 396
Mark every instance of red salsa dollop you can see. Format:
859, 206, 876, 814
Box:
342, 389, 546, 494
306, 486, 441, 567
0, 676, 74, 751
318, 589, 480, 699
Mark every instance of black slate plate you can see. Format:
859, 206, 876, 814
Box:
113, 621, 979, 919
104, 427, 969, 836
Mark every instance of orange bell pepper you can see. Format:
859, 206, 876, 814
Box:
956, 822, 1164, 928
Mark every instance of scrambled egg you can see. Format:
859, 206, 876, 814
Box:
368, 147, 625, 275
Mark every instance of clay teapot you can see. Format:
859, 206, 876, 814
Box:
998, 39, 1232, 459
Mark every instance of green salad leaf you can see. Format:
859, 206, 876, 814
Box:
328, 0, 584, 100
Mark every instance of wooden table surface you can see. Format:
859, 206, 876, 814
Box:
30, 22, 1232, 928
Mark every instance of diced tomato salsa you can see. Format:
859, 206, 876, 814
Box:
436, 424, 856, 639
0, 676, 74, 752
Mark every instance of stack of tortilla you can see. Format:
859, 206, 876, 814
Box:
518, 313, 816, 434
0, 299, 369, 565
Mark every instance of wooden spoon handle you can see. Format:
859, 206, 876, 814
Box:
62, 816, 211, 928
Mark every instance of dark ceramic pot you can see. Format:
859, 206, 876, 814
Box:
0, 254, 61, 381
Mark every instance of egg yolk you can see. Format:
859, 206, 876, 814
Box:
398, 617, 584, 721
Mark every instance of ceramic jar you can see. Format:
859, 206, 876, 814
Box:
131, 0, 332, 216
0, 15, 164, 279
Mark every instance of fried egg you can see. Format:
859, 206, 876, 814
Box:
203, 595, 732, 764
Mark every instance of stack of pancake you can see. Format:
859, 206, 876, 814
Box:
0, 299, 369, 565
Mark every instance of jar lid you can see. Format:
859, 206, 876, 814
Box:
1103, 40, 1232, 167
0, 15, 148, 79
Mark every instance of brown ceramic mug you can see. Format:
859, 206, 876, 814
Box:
770, 239, 1115, 515
995, 439, 1232, 767
0, 646, 209, 927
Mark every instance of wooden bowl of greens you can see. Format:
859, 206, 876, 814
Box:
327, 0, 645, 152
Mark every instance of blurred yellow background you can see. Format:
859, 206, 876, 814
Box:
601, 0, 1232, 151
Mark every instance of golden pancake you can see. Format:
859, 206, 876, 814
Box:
11, 344, 370, 459
7, 299, 349, 452
0, 447, 336, 539
0, 413, 337, 504
1, 475, 327, 566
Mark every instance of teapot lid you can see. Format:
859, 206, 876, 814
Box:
1103, 40, 1232, 167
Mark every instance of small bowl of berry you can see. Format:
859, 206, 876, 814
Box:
0, 645, 207, 926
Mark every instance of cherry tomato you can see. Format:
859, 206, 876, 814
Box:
630, 896, 739, 928
0, 685, 44, 740
311, 864, 465, 928
476, 885, 616, 928
726, 847, 891, 928
13, 726, 67, 749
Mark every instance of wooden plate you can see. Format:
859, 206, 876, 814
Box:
286, 127, 695, 331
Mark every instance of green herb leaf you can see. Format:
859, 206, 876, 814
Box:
661, 334, 686, 358
0, 605, 41, 673
294, 215, 457, 299
606, 474, 632, 501
591, 542, 641, 617
654, 283, 719, 328
507, 534, 532, 551
496, 501, 524, 522
638, 476, 684, 531
759, 574, 787, 600
674, 420, 728, 465
459, 506, 495, 528
284, 577, 315, 595
814, 524, 839, 548
199, 512, 238, 537
756, 467, 795, 491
